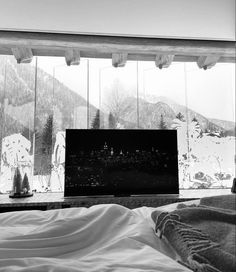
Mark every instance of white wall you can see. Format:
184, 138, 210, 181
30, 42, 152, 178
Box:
0, 0, 235, 41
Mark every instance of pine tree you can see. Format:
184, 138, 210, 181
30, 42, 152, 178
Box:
219, 130, 226, 137
22, 173, 30, 193
192, 116, 198, 123
91, 110, 100, 129
21, 126, 32, 141
190, 116, 202, 138
42, 115, 53, 154
176, 112, 185, 121
108, 112, 116, 129
159, 114, 167, 129
12, 167, 22, 194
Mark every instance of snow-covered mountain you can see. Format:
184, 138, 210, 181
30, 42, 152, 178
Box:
0, 56, 98, 136
141, 95, 234, 134
208, 118, 235, 134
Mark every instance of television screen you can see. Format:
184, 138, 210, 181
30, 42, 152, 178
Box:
64, 129, 179, 196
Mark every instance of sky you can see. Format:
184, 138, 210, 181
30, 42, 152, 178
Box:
36, 57, 235, 122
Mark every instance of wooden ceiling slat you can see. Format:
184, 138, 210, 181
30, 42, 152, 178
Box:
0, 49, 234, 64
0, 31, 235, 63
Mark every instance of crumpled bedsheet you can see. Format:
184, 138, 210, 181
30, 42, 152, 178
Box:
0, 203, 193, 272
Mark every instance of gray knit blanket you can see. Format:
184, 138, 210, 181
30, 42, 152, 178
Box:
151, 194, 236, 272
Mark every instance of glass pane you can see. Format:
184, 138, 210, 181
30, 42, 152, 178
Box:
32, 57, 54, 192
139, 62, 186, 129
139, 62, 187, 187
138, 62, 235, 189
0, 56, 35, 193
51, 59, 89, 191
99, 60, 138, 129
184, 62, 235, 189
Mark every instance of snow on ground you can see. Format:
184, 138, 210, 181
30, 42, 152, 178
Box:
178, 134, 235, 188
0, 132, 235, 193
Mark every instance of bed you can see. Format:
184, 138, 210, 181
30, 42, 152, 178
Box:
0, 195, 235, 272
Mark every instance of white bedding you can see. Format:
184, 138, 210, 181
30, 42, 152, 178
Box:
0, 202, 197, 272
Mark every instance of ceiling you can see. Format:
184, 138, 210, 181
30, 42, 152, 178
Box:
0, 0, 235, 41
0, 0, 235, 68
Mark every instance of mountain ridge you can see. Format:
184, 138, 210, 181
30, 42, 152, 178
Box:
142, 95, 235, 133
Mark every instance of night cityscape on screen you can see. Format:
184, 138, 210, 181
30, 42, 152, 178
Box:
64, 129, 179, 196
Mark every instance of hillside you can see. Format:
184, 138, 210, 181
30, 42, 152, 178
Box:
115, 95, 233, 133
118, 98, 176, 128
143, 95, 231, 133
0, 56, 98, 136
208, 118, 235, 134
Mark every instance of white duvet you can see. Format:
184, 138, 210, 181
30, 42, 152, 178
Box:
0, 203, 194, 272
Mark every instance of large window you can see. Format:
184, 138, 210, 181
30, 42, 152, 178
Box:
0, 55, 235, 193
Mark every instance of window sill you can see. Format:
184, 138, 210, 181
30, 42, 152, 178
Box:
0, 188, 232, 212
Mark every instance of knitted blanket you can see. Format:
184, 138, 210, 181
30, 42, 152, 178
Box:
151, 195, 236, 272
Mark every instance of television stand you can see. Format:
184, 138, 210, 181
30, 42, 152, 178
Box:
114, 194, 131, 197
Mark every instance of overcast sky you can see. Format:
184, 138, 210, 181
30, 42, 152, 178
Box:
37, 57, 235, 122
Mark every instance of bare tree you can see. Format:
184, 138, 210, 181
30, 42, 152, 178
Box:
103, 79, 133, 124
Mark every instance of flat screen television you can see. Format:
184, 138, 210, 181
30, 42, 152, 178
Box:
64, 129, 179, 197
